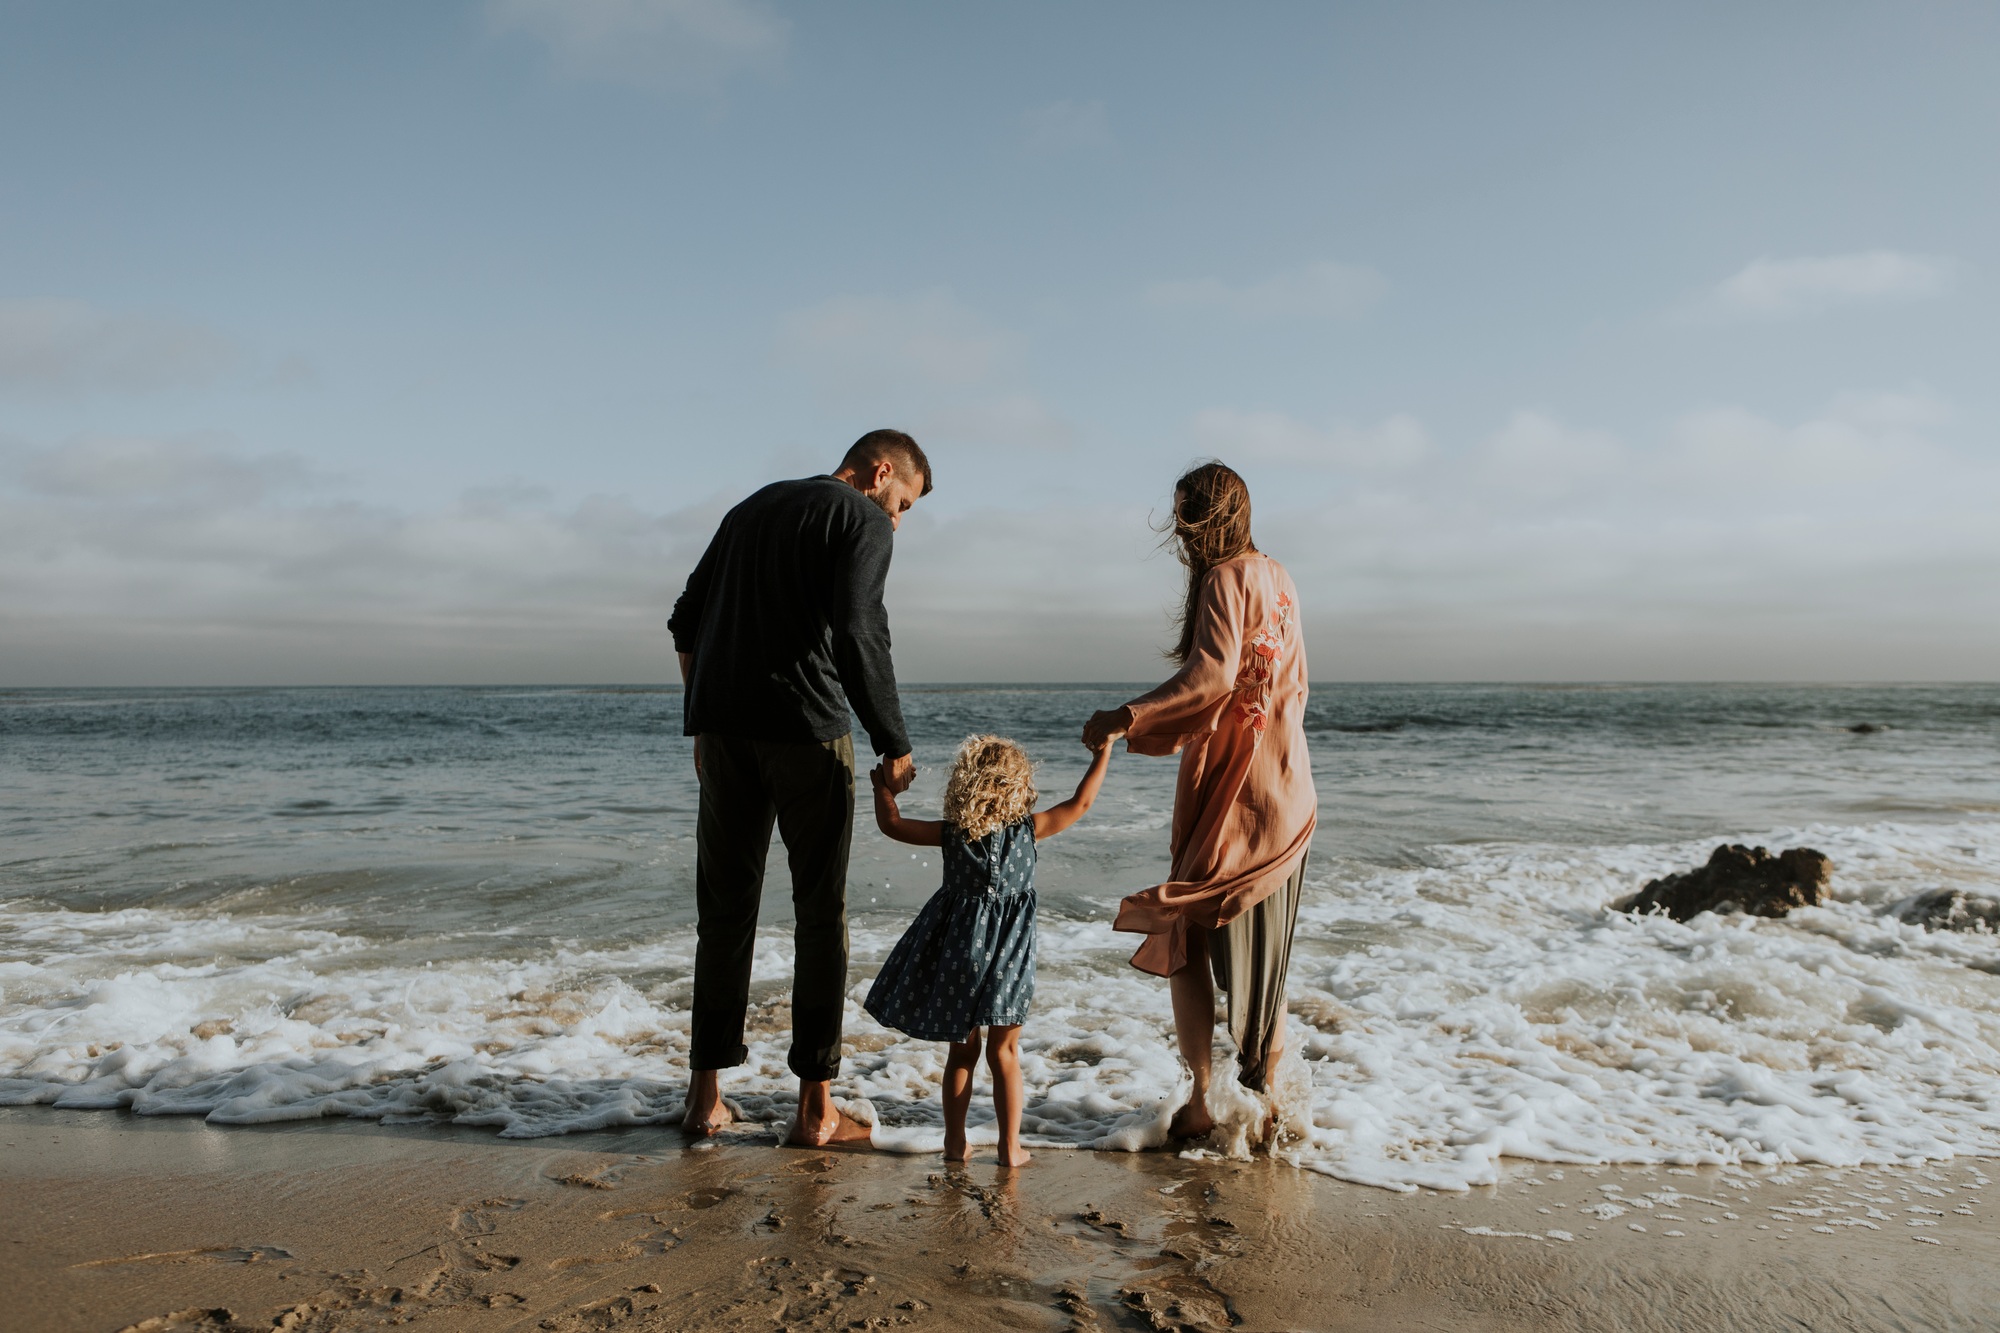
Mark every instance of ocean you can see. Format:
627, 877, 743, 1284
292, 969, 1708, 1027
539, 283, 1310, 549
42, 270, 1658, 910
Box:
3, 683, 1997, 1190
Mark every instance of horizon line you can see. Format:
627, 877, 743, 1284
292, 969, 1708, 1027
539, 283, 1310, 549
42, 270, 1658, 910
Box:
4, 680, 1997, 692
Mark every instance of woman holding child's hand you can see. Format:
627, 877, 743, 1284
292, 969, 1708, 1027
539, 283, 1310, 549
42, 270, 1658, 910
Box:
1086, 462, 1315, 1145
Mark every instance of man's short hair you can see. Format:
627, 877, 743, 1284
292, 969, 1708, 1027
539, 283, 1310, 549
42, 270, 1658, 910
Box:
840, 429, 933, 496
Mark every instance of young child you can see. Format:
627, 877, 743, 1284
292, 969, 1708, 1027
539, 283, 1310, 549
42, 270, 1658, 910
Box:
864, 733, 1112, 1166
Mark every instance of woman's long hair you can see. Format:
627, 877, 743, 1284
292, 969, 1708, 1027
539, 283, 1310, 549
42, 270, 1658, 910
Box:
941, 734, 1038, 841
1161, 461, 1257, 666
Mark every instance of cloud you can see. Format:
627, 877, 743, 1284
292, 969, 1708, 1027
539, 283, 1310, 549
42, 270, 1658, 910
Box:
5, 389, 1994, 686
0, 432, 1150, 685
915, 393, 1075, 452
884, 502, 1177, 679
488, 0, 787, 93
1243, 389, 2000, 679
1821, 388, 1953, 433
905, 386, 2000, 679
1021, 99, 1112, 153
778, 290, 1077, 453
1191, 409, 1429, 469
1145, 261, 1387, 320
778, 288, 1012, 396
1703, 251, 1955, 319
13, 433, 308, 503
1661, 392, 1945, 488
0, 298, 238, 393
0, 433, 726, 683
1478, 412, 1625, 496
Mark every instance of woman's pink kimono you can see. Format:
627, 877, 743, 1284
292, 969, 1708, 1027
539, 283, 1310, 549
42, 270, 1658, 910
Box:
1112, 554, 1316, 977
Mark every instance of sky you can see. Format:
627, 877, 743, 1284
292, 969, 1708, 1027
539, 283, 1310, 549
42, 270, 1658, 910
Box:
2, 1, 1997, 685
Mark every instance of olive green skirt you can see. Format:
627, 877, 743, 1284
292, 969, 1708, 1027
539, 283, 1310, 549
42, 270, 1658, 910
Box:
1208, 852, 1307, 1093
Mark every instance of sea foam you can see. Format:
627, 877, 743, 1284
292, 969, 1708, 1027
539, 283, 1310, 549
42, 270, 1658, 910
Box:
4, 818, 1996, 1191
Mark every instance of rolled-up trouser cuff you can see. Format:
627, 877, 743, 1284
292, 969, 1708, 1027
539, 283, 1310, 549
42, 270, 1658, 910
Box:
788, 1044, 842, 1083
690, 1042, 748, 1073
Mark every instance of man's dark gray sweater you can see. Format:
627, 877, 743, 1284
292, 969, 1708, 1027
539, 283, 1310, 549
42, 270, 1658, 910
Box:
668, 475, 911, 759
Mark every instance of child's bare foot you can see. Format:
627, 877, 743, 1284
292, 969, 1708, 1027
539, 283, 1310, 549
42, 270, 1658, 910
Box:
1166, 1099, 1214, 1142
943, 1129, 969, 1162
997, 1144, 1033, 1167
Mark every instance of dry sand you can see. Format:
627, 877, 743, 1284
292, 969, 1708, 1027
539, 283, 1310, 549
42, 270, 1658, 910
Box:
3, 1107, 1994, 1333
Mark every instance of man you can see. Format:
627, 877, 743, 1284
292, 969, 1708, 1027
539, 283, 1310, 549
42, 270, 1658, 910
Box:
667, 428, 930, 1146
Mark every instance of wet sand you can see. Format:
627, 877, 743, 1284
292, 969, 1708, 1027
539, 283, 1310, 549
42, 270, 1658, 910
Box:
3, 1108, 1994, 1333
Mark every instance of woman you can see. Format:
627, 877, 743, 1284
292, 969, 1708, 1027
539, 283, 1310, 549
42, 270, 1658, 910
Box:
1082, 461, 1315, 1141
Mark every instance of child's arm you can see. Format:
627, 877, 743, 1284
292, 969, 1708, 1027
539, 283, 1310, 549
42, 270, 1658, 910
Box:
1032, 741, 1113, 840
871, 765, 944, 847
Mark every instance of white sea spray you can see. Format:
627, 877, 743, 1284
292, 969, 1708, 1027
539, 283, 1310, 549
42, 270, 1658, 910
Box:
4, 817, 1996, 1191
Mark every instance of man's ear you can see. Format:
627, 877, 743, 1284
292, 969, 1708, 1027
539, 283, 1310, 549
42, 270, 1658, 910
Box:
871, 459, 895, 492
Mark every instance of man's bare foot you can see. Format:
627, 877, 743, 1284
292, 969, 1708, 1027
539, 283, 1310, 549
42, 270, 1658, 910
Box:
1166, 1099, 1214, 1142
680, 1071, 733, 1138
788, 1107, 872, 1147
943, 1129, 969, 1162
997, 1144, 1033, 1167
787, 1080, 873, 1149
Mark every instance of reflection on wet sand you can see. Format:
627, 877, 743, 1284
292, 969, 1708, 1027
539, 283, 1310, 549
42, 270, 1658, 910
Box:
7, 1110, 1993, 1333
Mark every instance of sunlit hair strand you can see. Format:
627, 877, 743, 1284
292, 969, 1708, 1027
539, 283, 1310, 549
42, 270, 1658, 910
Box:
1156, 460, 1257, 666
940, 734, 1037, 841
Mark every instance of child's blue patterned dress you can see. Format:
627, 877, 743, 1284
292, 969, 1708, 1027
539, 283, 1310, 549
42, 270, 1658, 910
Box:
864, 816, 1037, 1041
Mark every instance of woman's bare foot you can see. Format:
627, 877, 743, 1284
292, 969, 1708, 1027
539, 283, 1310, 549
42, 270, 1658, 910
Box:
997, 1144, 1033, 1167
943, 1129, 969, 1162
1166, 1099, 1214, 1142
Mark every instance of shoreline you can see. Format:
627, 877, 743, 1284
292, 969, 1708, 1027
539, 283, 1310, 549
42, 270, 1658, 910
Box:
6, 1108, 1993, 1332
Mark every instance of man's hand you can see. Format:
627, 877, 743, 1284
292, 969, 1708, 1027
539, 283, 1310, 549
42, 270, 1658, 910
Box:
1082, 706, 1133, 751
880, 752, 915, 794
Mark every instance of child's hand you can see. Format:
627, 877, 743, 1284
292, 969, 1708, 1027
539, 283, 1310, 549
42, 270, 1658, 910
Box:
871, 766, 899, 810
1081, 706, 1131, 751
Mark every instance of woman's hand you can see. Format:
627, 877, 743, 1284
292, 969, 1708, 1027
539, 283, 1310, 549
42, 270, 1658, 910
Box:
1082, 705, 1133, 751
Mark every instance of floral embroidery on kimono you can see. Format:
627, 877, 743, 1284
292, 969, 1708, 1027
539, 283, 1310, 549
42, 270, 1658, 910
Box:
1233, 590, 1293, 737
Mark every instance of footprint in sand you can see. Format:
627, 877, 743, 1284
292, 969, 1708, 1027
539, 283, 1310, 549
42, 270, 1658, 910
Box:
1075, 1209, 1132, 1237
443, 1197, 527, 1271
449, 1197, 526, 1236
78, 1246, 293, 1270
1120, 1272, 1236, 1330
548, 1217, 680, 1271
115, 1311, 262, 1333
569, 1294, 640, 1328
784, 1154, 837, 1175
683, 1186, 736, 1209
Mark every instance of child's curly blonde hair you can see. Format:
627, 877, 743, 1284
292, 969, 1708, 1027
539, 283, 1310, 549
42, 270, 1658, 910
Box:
941, 734, 1037, 841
